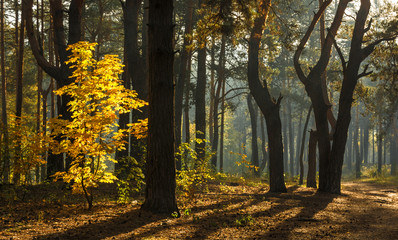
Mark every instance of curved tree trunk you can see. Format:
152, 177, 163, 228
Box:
24, 0, 84, 177
248, 0, 286, 192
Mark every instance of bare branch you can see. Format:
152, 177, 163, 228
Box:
362, 37, 396, 60
23, 0, 59, 79
328, 28, 347, 73
364, 18, 372, 33
225, 92, 248, 102
357, 64, 372, 79
220, 87, 248, 100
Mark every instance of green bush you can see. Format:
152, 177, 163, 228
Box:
115, 157, 144, 204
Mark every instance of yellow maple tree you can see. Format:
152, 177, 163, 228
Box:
49, 41, 147, 209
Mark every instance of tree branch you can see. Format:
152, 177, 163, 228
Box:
364, 18, 372, 33
23, 0, 60, 79
362, 37, 396, 61
357, 64, 372, 79
328, 28, 347, 73
293, 0, 332, 85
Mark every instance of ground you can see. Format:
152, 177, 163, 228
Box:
0, 179, 397, 240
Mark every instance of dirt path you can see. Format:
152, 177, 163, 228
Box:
1, 181, 397, 239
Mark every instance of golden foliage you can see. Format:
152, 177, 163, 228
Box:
49, 42, 147, 206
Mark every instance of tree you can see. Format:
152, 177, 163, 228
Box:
295, 0, 396, 193
50, 42, 146, 210
247, 93, 259, 176
294, 0, 343, 191
13, 0, 25, 185
141, 0, 179, 215
195, 0, 207, 164
0, 0, 10, 183
175, 0, 194, 171
248, 0, 286, 192
116, 0, 147, 176
327, 0, 396, 193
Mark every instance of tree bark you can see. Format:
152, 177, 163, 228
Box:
141, 0, 178, 215
248, 0, 286, 192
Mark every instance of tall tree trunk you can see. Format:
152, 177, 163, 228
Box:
209, 38, 215, 145
307, 129, 317, 188
183, 55, 192, 145
295, 112, 303, 176
363, 118, 369, 164
194, 0, 207, 163
391, 117, 397, 175
372, 129, 375, 164
14, 0, 25, 184
354, 108, 361, 178
210, 35, 226, 169
141, 0, 178, 215
299, 105, 312, 185
377, 122, 382, 174
175, 0, 193, 171
248, 0, 286, 192
0, 0, 10, 183
247, 94, 259, 176
347, 127, 352, 171
383, 136, 387, 165
282, 106, 288, 172
287, 95, 294, 176
219, 74, 226, 173
116, 0, 145, 178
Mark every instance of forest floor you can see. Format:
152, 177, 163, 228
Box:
1, 178, 397, 240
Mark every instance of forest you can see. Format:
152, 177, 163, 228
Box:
0, 0, 397, 239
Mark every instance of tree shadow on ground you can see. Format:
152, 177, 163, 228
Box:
32, 190, 252, 239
